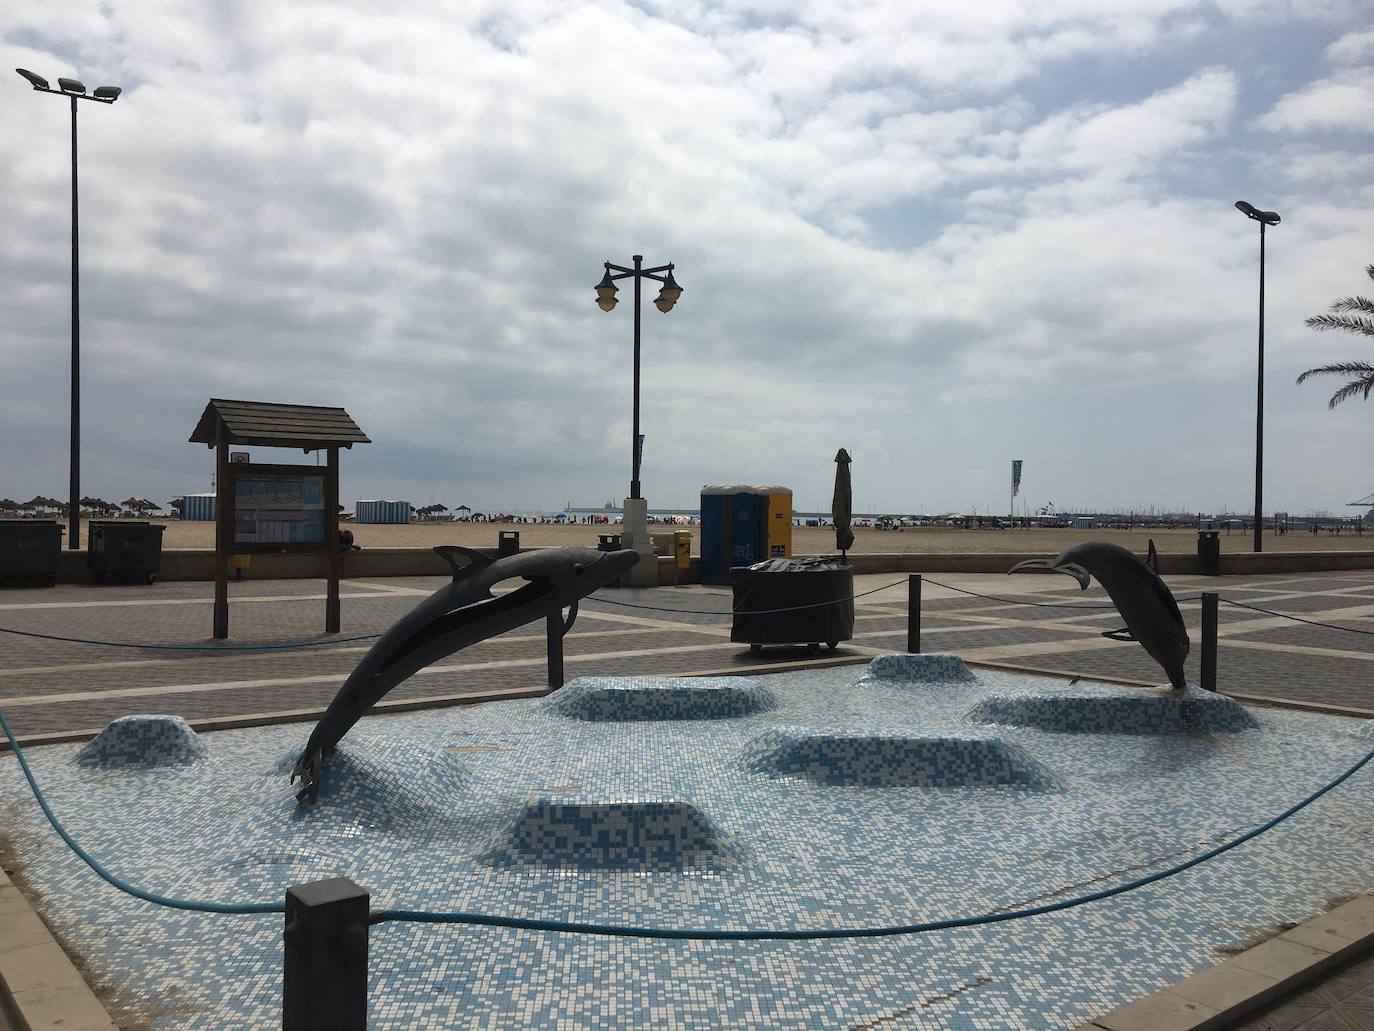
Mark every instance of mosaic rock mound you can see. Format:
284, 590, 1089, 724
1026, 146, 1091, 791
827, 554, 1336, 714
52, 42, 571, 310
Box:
968, 685, 1259, 735
272, 737, 471, 833
483, 797, 744, 871
862, 653, 975, 683
742, 728, 1059, 788
74, 715, 209, 768
546, 676, 775, 721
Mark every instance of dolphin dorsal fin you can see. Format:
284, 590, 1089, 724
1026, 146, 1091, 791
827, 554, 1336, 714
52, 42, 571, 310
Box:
434, 545, 495, 580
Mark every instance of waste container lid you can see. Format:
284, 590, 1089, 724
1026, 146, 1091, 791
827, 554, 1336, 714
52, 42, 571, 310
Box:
741, 556, 850, 574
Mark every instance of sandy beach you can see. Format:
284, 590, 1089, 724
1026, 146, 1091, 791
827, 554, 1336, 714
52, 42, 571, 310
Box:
59, 519, 1374, 555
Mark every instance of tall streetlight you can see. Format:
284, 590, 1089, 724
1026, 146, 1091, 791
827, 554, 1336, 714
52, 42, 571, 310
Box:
1235, 200, 1280, 555
595, 256, 682, 585
16, 68, 122, 550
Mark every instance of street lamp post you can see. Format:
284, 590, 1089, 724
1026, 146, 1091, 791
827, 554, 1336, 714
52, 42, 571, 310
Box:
595, 256, 682, 583
15, 68, 122, 550
1235, 201, 1281, 555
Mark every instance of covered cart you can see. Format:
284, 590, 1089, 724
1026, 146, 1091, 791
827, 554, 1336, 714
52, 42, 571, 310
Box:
730, 556, 854, 654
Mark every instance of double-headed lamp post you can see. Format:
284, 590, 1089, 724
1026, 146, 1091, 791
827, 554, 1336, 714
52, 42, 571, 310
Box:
595, 255, 683, 496
595, 256, 682, 585
16, 68, 122, 550
1235, 200, 1281, 555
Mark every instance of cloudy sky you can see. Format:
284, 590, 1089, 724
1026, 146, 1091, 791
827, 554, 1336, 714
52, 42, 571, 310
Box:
3, 0, 1373, 517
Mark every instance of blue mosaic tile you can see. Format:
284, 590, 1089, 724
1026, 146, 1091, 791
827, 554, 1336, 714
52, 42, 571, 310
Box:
73, 715, 209, 768
862, 652, 975, 683
741, 728, 1060, 789
3, 669, 1372, 1030
546, 675, 775, 720
967, 683, 1260, 735
481, 796, 746, 871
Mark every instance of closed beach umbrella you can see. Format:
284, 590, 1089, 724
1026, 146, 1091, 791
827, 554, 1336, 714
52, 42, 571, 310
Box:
832, 447, 854, 557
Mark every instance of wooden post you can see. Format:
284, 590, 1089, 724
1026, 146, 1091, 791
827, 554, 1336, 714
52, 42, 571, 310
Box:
213, 440, 230, 639
325, 446, 340, 634
1201, 592, 1218, 692
907, 574, 921, 653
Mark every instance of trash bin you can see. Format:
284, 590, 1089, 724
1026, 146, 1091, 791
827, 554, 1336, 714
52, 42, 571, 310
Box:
498, 530, 520, 557
88, 521, 166, 584
597, 534, 622, 552
730, 556, 854, 654
1197, 529, 1220, 576
0, 519, 63, 587
673, 529, 691, 571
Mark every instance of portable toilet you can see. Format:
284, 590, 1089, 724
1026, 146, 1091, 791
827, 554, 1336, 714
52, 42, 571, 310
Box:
700, 485, 770, 584
760, 486, 793, 559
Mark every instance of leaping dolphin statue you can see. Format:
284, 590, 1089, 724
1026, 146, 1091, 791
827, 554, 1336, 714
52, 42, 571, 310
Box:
1008, 541, 1189, 690
291, 544, 640, 803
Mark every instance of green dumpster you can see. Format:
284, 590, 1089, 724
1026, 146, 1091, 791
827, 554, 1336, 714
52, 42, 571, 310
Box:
0, 520, 63, 587
89, 521, 166, 584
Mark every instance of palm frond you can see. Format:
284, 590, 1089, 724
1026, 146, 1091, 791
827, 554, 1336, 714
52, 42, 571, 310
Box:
1295, 361, 1374, 385
1365, 264, 1374, 284
1294, 362, 1374, 408
1328, 296, 1374, 316
1325, 376, 1374, 410
1304, 314, 1374, 336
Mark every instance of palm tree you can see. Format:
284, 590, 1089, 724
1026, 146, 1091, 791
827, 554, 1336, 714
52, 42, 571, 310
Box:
1296, 264, 1374, 409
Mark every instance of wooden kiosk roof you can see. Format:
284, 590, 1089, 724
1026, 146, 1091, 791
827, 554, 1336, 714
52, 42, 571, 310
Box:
188, 399, 370, 451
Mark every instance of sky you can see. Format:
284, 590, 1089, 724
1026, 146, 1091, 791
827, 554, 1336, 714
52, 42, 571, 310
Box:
2, 0, 1373, 518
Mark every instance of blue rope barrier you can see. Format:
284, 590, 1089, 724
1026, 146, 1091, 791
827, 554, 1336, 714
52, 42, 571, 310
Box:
0, 625, 382, 651
7, 708, 1362, 935
1221, 598, 1374, 637
0, 710, 283, 914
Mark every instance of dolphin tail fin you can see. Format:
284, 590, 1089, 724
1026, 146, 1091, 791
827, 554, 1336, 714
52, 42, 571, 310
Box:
1146, 538, 1159, 574
1101, 627, 1136, 642
434, 545, 495, 580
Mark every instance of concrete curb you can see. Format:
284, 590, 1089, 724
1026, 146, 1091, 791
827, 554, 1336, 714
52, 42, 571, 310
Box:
1076, 894, 1374, 1031
0, 864, 117, 1031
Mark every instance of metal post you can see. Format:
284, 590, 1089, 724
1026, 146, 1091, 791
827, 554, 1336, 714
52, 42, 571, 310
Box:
1201, 592, 1218, 692
69, 95, 80, 551
1254, 222, 1265, 555
283, 877, 369, 1031
907, 574, 921, 653
546, 611, 564, 688
631, 254, 642, 500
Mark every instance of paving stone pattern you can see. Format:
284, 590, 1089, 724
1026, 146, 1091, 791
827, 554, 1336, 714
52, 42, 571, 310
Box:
3, 570, 1374, 740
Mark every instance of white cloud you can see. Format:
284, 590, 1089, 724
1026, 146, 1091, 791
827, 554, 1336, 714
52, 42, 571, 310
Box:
1, 1, 1372, 515
1326, 29, 1374, 63
1260, 68, 1374, 133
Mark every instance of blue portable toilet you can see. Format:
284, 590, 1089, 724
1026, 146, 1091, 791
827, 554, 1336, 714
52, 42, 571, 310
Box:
700, 485, 772, 584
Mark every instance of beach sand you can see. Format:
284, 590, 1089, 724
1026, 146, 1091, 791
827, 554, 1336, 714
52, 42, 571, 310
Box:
65, 519, 1373, 555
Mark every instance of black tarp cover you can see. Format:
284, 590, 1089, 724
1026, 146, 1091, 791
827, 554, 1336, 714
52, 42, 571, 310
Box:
730, 556, 854, 645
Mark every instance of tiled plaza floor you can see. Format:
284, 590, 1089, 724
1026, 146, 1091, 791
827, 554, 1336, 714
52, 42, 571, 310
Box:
2, 565, 1373, 1027
2, 567, 1373, 740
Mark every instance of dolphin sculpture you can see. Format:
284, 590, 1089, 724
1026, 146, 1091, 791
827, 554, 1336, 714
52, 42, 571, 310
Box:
291, 544, 640, 803
1008, 541, 1189, 690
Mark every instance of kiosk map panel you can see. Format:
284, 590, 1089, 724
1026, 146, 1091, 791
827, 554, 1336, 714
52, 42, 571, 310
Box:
232, 472, 326, 545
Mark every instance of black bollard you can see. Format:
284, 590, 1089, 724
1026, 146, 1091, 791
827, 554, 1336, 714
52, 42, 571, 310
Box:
547, 611, 565, 688
284, 878, 369, 1031
907, 574, 922, 654
1201, 592, 1218, 692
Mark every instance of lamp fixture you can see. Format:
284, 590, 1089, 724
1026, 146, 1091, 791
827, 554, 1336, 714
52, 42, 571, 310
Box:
595, 268, 618, 312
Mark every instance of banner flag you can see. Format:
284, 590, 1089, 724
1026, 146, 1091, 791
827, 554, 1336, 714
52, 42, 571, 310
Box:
636, 434, 645, 469
1012, 459, 1023, 496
